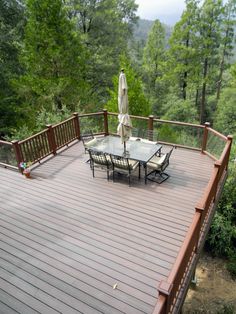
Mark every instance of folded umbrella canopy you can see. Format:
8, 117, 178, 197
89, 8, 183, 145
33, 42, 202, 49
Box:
117, 69, 132, 152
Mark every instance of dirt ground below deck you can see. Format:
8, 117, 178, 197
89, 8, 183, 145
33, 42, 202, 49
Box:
182, 252, 236, 313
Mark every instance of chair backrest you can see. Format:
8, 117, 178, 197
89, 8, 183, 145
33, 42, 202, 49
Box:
110, 155, 130, 171
81, 130, 94, 144
89, 150, 109, 166
160, 146, 174, 172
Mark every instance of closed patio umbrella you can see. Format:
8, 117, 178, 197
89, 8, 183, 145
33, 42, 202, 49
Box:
117, 69, 132, 153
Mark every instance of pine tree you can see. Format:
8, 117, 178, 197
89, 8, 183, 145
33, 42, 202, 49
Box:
167, 0, 200, 101
216, 0, 236, 100
198, 0, 224, 124
0, 0, 25, 136
17, 0, 87, 116
65, 0, 138, 107
142, 19, 166, 113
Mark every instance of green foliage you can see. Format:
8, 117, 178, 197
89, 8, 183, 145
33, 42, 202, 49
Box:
226, 254, 236, 279
7, 106, 72, 141
157, 125, 178, 144
167, 0, 201, 101
162, 98, 198, 123
65, 0, 138, 108
218, 165, 236, 214
207, 212, 235, 257
216, 302, 236, 314
16, 0, 88, 115
142, 19, 167, 111
214, 87, 236, 135
165, 0, 236, 124
0, 0, 25, 136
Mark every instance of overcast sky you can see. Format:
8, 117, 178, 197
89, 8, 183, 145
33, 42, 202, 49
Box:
135, 0, 186, 25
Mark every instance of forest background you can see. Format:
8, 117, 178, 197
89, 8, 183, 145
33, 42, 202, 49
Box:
0, 0, 236, 279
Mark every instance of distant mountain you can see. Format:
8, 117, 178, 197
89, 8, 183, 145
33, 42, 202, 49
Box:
133, 19, 173, 43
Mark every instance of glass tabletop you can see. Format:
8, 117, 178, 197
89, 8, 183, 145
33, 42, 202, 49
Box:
90, 135, 162, 163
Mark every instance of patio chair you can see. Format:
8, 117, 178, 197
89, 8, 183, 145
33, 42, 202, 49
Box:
81, 130, 97, 154
88, 149, 112, 181
146, 146, 174, 184
110, 155, 140, 186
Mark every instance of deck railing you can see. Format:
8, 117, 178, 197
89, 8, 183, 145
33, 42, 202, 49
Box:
153, 134, 232, 314
0, 110, 233, 313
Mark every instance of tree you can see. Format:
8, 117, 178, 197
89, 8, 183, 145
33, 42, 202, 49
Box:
198, 0, 224, 124
216, 0, 236, 100
167, 0, 200, 101
16, 0, 87, 122
0, 0, 25, 137
214, 87, 236, 135
142, 19, 166, 113
65, 0, 138, 108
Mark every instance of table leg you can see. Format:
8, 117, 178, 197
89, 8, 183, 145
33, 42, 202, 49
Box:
144, 164, 147, 184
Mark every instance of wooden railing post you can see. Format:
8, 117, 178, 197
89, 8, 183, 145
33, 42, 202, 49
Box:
11, 140, 23, 172
103, 109, 109, 136
73, 112, 80, 139
148, 115, 154, 141
213, 161, 221, 201
46, 124, 57, 155
225, 135, 233, 170
158, 280, 173, 313
195, 206, 204, 252
201, 122, 210, 153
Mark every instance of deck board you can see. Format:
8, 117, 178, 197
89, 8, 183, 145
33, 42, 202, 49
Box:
0, 140, 214, 313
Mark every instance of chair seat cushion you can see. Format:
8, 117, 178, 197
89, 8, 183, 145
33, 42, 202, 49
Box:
147, 154, 166, 169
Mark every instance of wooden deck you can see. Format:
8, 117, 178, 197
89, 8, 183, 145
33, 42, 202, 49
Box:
0, 140, 214, 314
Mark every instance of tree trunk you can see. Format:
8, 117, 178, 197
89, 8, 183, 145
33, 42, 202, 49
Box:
195, 88, 199, 108
200, 58, 208, 125
182, 71, 187, 100
54, 95, 62, 110
216, 27, 229, 100
182, 36, 189, 100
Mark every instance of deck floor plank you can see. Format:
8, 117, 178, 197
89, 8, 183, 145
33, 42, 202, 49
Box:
0, 141, 214, 313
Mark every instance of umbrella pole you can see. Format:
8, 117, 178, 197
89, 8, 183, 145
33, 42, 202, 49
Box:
124, 141, 126, 153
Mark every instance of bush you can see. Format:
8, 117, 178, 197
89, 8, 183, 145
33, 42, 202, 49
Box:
216, 303, 236, 314
227, 254, 236, 279
207, 212, 235, 257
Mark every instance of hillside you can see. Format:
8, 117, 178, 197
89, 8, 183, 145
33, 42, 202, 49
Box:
133, 18, 173, 43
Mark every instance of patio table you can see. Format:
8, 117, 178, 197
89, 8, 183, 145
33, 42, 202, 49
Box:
90, 135, 162, 183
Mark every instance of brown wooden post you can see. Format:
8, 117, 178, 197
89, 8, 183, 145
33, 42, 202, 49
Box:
195, 206, 204, 253
148, 115, 154, 141
213, 161, 221, 201
158, 280, 173, 313
11, 140, 23, 172
103, 109, 109, 136
201, 122, 210, 153
225, 135, 233, 170
73, 112, 80, 139
46, 124, 57, 155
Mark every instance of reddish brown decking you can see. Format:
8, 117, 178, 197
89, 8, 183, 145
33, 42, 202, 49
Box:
0, 140, 214, 314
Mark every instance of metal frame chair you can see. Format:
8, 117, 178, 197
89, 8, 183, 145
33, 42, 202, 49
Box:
146, 146, 174, 184
88, 150, 112, 181
110, 155, 140, 186
81, 130, 96, 154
